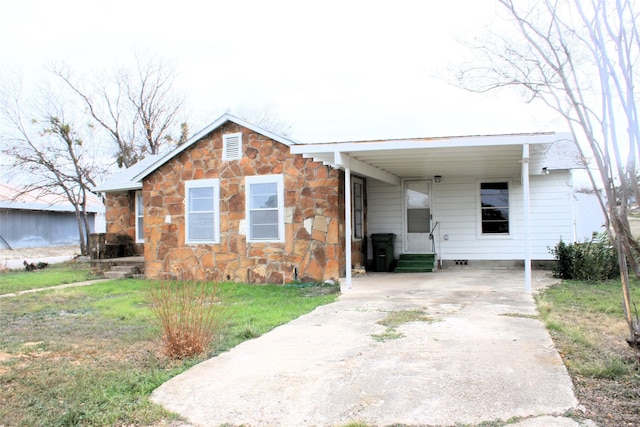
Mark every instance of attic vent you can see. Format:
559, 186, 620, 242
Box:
223, 132, 242, 160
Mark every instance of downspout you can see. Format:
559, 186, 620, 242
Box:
522, 144, 532, 292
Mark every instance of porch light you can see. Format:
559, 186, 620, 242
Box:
434, 175, 442, 183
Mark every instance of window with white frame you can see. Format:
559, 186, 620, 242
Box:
135, 191, 144, 243
185, 179, 220, 244
352, 178, 364, 239
222, 132, 242, 161
246, 175, 284, 242
480, 182, 510, 234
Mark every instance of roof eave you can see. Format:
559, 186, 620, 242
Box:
93, 183, 143, 193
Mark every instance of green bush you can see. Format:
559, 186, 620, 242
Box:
550, 233, 619, 281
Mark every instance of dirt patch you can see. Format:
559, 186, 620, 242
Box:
0, 245, 80, 261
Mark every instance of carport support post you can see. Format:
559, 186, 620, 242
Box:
345, 166, 352, 289
335, 151, 352, 289
522, 144, 532, 292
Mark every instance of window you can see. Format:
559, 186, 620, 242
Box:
222, 132, 242, 160
185, 179, 220, 244
135, 191, 144, 243
352, 178, 364, 239
480, 182, 509, 234
246, 175, 284, 242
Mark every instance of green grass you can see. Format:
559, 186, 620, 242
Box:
535, 277, 640, 425
0, 261, 95, 294
0, 275, 339, 426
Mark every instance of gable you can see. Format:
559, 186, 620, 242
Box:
133, 114, 299, 184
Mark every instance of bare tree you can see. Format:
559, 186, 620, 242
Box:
54, 52, 188, 168
235, 102, 293, 136
0, 78, 105, 255
456, 0, 639, 345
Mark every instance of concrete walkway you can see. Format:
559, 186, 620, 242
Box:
152, 270, 590, 427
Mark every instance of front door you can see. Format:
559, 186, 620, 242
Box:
404, 180, 432, 253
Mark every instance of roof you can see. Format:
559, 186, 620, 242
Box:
94, 112, 580, 192
0, 183, 104, 213
93, 154, 162, 192
94, 113, 300, 193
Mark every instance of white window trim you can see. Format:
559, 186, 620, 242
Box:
222, 132, 242, 161
135, 190, 144, 243
246, 174, 284, 243
185, 179, 221, 245
477, 179, 513, 239
352, 177, 364, 240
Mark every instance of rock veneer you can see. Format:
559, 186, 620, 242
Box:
133, 122, 346, 283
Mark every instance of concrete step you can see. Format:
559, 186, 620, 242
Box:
104, 264, 141, 279
394, 267, 434, 273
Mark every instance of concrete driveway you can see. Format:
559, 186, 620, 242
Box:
151, 270, 588, 427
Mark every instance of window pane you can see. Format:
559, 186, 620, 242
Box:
481, 208, 509, 221
250, 183, 278, 208
481, 183, 508, 207
189, 187, 213, 211
189, 212, 214, 240
406, 181, 430, 209
482, 221, 509, 234
250, 211, 278, 239
251, 210, 278, 225
137, 216, 144, 240
407, 208, 430, 233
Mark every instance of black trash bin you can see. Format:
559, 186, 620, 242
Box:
371, 233, 395, 272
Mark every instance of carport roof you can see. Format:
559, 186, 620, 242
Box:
290, 131, 579, 185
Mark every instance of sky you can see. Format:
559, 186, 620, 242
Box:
0, 0, 565, 143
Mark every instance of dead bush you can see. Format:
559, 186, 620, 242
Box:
148, 280, 227, 359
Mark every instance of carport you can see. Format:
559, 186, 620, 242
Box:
291, 132, 580, 291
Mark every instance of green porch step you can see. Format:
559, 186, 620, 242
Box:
394, 254, 435, 273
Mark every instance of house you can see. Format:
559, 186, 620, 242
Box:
0, 183, 105, 249
94, 113, 583, 289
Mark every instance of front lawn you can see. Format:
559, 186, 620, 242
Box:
0, 276, 339, 426
0, 261, 95, 294
536, 278, 640, 426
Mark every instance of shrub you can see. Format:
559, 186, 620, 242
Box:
550, 233, 619, 281
148, 280, 227, 359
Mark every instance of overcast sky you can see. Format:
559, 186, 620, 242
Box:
0, 0, 565, 143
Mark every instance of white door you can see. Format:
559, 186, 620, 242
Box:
404, 180, 432, 253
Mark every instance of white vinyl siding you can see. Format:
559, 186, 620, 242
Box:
222, 132, 242, 161
246, 174, 284, 242
185, 179, 220, 244
367, 172, 574, 262
366, 179, 403, 260
135, 191, 144, 243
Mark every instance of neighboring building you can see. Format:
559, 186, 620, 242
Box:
94, 114, 584, 287
0, 184, 105, 249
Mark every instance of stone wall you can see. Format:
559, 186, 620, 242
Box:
141, 122, 346, 283
104, 191, 143, 256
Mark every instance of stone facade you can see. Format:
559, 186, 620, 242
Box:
104, 191, 143, 256
105, 122, 348, 283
